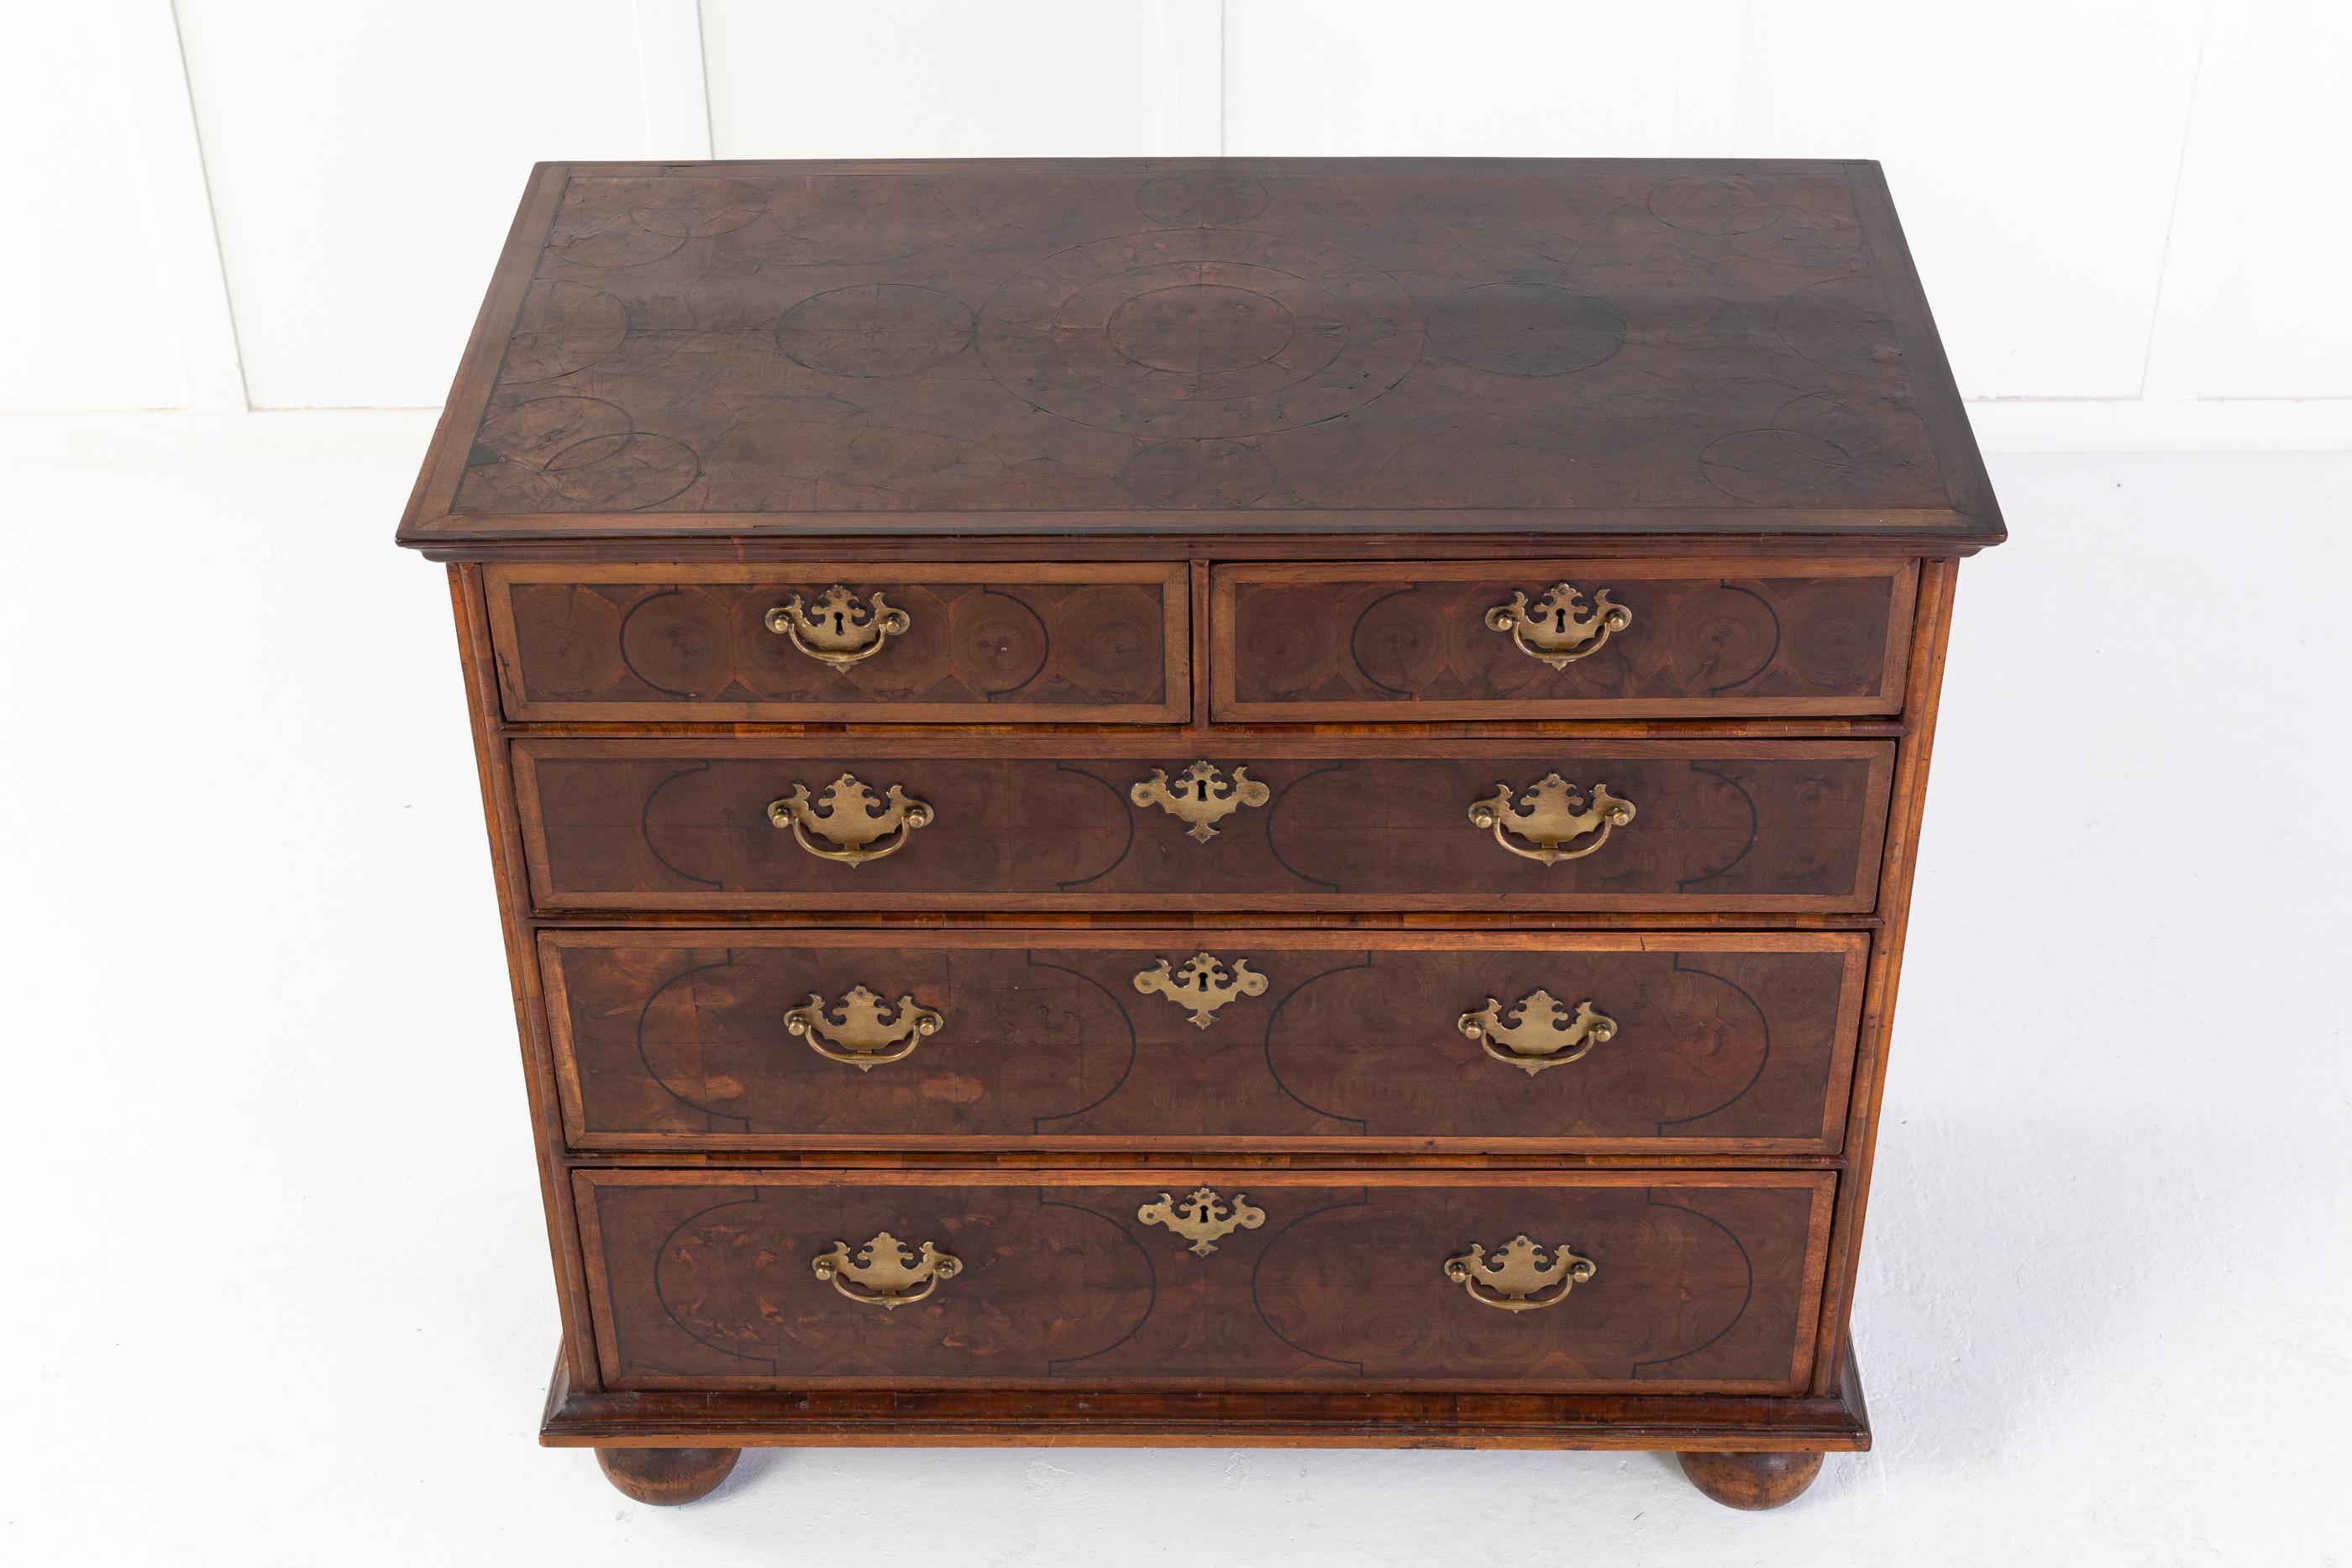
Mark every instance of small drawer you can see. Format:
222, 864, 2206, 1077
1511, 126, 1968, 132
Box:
576, 1168, 1834, 1392
512, 735, 1893, 913
484, 564, 1188, 722
543, 930, 1866, 1155
1211, 559, 1915, 721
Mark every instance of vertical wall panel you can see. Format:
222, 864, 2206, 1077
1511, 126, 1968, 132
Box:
2194, 0, 2352, 398
1735, 0, 2207, 400
1, 7, 186, 410
1224, 2, 1684, 155
702, 0, 1162, 159
175, 0, 651, 408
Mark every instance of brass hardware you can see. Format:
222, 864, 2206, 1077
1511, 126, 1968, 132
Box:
785, 985, 945, 1071
1137, 1187, 1266, 1256
1443, 1235, 1597, 1314
1131, 760, 1270, 842
1133, 952, 1268, 1028
1483, 582, 1631, 668
764, 585, 911, 667
1467, 774, 1635, 864
811, 1231, 961, 1310
769, 773, 934, 866
1458, 990, 1618, 1076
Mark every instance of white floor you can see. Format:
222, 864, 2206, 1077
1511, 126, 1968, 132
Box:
2, 419, 2345, 1566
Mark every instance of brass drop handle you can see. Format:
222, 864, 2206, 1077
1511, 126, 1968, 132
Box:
1484, 582, 1631, 668
769, 772, 933, 866
786, 985, 944, 1071
811, 1231, 960, 1310
1131, 760, 1269, 842
1468, 774, 1635, 864
765, 584, 911, 666
1443, 1235, 1597, 1313
1459, 990, 1617, 1075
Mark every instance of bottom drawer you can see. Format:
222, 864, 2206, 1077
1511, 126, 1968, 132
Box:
577, 1169, 1834, 1394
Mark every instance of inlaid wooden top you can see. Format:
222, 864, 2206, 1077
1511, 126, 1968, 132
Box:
398, 159, 2001, 554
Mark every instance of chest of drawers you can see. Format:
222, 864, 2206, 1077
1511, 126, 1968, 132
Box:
399, 157, 2003, 1511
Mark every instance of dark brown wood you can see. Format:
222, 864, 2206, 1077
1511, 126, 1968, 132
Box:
596, 1445, 741, 1505
539, 929, 1866, 1153
487, 563, 1188, 723
396, 160, 2002, 556
575, 1168, 1833, 1393
1808, 557, 1960, 1393
1677, 1448, 1826, 1509
449, 567, 600, 1393
398, 158, 1998, 1505
511, 736, 1894, 913
1214, 559, 1916, 721
540, 1343, 1874, 1451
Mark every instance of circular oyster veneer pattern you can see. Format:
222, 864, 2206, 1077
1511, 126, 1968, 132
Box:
1108, 284, 1297, 374
1776, 275, 1893, 375
1121, 438, 1277, 507
1427, 282, 1625, 377
502, 281, 629, 383
775, 284, 974, 377
1136, 170, 1270, 227
750, 177, 957, 268
1646, 175, 1787, 235
544, 176, 769, 270
1698, 428, 1858, 502
465, 396, 701, 511
977, 230, 1423, 438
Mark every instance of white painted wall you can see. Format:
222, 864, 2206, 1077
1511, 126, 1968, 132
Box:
5, 0, 2346, 443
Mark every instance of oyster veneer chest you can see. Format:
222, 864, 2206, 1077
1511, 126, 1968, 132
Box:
397, 157, 2003, 1511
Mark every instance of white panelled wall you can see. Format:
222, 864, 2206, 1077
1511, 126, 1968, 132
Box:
6, 0, 2346, 446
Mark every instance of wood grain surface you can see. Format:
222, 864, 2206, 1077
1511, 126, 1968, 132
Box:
394, 156, 2008, 1478
538, 1344, 1873, 1451
575, 1168, 1835, 1393
512, 736, 1893, 913
488, 563, 1186, 722
540, 929, 1866, 1153
1214, 559, 1914, 719
396, 160, 2002, 553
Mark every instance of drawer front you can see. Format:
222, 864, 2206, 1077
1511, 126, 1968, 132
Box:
1212, 559, 1915, 721
485, 564, 1187, 722
543, 931, 1866, 1154
512, 737, 1893, 912
577, 1169, 1834, 1392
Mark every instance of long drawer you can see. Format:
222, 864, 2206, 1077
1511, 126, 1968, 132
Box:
485, 563, 1189, 723
1213, 559, 1917, 721
542, 929, 1866, 1154
512, 737, 1894, 913
576, 1169, 1835, 1393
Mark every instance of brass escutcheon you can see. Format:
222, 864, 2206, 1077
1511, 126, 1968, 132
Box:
1131, 760, 1270, 842
1467, 774, 1635, 864
1458, 989, 1619, 1076
1483, 582, 1632, 668
811, 1231, 961, 1310
769, 773, 934, 867
764, 585, 911, 667
785, 985, 945, 1071
1137, 1187, 1266, 1256
1443, 1235, 1597, 1314
1133, 951, 1268, 1029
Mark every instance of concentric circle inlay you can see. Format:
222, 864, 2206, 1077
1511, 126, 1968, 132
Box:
977, 230, 1423, 438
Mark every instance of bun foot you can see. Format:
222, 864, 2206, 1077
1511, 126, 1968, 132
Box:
1677, 1449, 1824, 1510
595, 1446, 741, 1505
